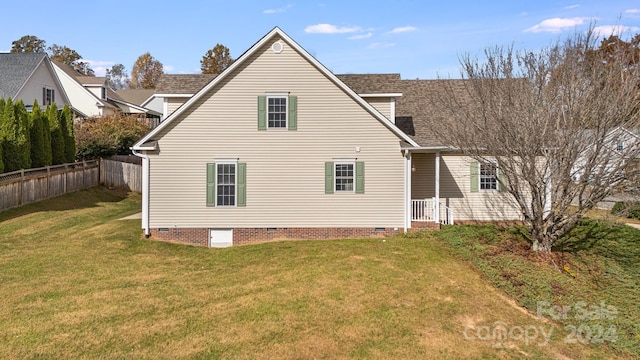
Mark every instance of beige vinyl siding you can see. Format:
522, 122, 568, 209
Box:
19, 61, 67, 107
361, 97, 393, 120
147, 37, 405, 228
166, 97, 187, 117
412, 153, 521, 221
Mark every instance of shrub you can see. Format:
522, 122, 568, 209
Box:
611, 201, 640, 219
75, 114, 152, 160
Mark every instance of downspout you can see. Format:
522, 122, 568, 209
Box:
403, 150, 412, 233
131, 148, 150, 237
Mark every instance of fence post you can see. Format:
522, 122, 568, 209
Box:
19, 169, 25, 206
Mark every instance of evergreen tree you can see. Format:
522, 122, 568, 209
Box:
42, 104, 52, 166
61, 105, 75, 162
29, 101, 47, 168
48, 103, 65, 165
1, 98, 22, 172
0, 99, 4, 174
14, 101, 31, 169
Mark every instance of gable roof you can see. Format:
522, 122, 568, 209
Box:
135, 27, 419, 149
155, 74, 216, 94
0, 52, 48, 99
339, 74, 471, 148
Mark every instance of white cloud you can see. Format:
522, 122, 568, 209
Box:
349, 32, 373, 40
305, 24, 360, 34
263, 4, 293, 14
387, 26, 417, 34
163, 65, 174, 72
85, 59, 114, 77
625, 8, 640, 17
593, 25, 640, 37
564, 4, 580, 9
367, 42, 395, 49
524, 17, 590, 33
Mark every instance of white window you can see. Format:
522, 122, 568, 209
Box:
335, 162, 355, 192
479, 162, 498, 190
216, 162, 236, 206
267, 96, 287, 128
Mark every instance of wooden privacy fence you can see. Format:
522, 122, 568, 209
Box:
0, 160, 99, 212
100, 159, 142, 193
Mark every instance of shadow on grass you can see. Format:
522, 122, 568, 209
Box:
0, 186, 130, 223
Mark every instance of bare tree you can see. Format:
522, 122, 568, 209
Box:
106, 64, 130, 90
130, 52, 164, 89
434, 28, 640, 252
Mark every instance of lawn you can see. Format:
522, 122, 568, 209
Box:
0, 187, 634, 359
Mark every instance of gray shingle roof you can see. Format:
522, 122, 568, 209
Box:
115, 89, 154, 106
0, 52, 47, 99
338, 74, 471, 147
155, 74, 216, 94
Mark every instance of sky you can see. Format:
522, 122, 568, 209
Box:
1, 0, 639, 79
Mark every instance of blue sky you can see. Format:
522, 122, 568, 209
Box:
1, 1, 639, 79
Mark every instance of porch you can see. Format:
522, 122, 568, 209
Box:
411, 198, 454, 225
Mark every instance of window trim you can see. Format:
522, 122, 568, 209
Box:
479, 161, 499, 191
43, 87, 55, 106
215, 159, 238, 207
266, 94, 288, 129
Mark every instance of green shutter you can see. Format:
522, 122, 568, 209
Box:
470, 161, 479, 193
498, 168, 507, 192
355, 161, 365, 194
325, 162, 334, 194
237, 162, 246, 206
288, 95, 297, 130
206, 163, 216, 206
257, 96, 266, 130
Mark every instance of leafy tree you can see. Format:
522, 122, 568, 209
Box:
61, 105, 75, 162
29, 101, 47, 168
106, 64, 130, 90
1, 99, 31, 172
433, 28, 640, 252
0, 99, 4, 173
48, 44, 95, 76
200, 44, 234, 75
75, 114, 152, 159
10, 35, 46, 53
130, 52, 164, 89
48, 103, 66, 165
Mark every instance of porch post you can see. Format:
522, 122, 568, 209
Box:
404, 151, 412, 232
434, 151, 440, 223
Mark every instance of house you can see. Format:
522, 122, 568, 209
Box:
53, 61, 161, 119
132, 27, 521, 247
150, 73, 217, 120
0, 52, 70, 108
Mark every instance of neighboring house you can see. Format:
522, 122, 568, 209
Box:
0, 52, 70, 108
150, 73, 216, 120
53, 61, 160, 120
132, 27, 521, 248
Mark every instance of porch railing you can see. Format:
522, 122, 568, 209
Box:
412, 198, 454, 225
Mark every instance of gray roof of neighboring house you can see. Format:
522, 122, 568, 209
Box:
155, 73, 216, 94
338, 74, 472, 147
0, 52, 47, 99
115, 89, 154, 106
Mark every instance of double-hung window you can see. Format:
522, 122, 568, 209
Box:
325, 160, 364, 194
206, 160, 246, 207
257, 94, 297, 130
479, 162, 498, 190
267, 96, 287, 128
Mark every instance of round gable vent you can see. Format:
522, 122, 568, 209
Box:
272, 41, 284, 54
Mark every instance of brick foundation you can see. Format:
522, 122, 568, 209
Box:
148, 226, 406, 247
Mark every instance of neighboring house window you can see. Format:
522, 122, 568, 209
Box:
43, 87, 55, 105
257, 95, 297, 130
325, 161, 364, 194
206, 161, 246, 207
617, 142, 625, 151
479, 162, 498, 190
101, 87, 106, 100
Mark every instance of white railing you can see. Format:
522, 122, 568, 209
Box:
412, 198, 454, 225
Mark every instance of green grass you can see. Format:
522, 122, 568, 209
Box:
0, 187, 634, 359
428, 221, 640, 358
